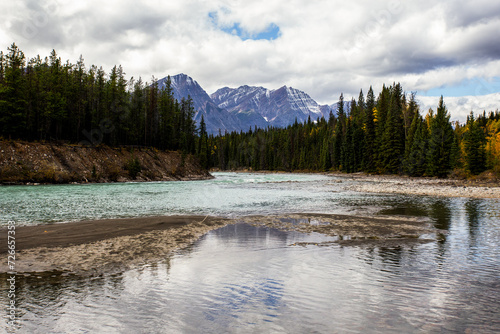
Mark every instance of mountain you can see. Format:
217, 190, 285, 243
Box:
211, 85, 331, 128
157, 73, 337, 134
157, 74, 497, 134
157, 74, 242, 135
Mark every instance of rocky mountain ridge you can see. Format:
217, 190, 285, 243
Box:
158, 74, 337, 134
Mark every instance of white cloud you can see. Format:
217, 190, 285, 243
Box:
418, 92, 500, 122
0, 0, 499, 120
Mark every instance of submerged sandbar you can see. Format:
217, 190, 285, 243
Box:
1, 213, 440, 276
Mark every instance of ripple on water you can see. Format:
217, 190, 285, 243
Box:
2, 173, 500, 333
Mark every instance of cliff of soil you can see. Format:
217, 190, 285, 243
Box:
0, 141, 212, 184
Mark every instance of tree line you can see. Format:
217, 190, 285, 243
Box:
208, 83, 500, 177
0, 43, 198, 153
1, 43, 499, 178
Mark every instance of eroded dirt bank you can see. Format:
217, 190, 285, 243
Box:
0, 140, 212, 184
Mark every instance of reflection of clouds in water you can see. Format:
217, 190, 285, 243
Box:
8, 213, 500, 333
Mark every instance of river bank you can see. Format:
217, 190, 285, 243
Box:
0, 215, 230, 275
218, 169, 500, 198
338, 173, 500, 198
0, 212, 439, 276
0, 140, 211, 184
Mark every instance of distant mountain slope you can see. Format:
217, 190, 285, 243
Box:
156, 74, 336, 134
211, 85, 269, 130
157, 74, 242, 135
156, 73, 497, 134
211, 85, 331, 128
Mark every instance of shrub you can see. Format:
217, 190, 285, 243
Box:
125, 157, 142, 179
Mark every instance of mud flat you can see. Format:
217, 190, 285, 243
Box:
336, 174, 500, 199
0, 216, 229, 276
241, 213, 441, 247
0, 212, 441, 276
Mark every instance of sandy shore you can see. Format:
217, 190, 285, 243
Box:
336, 173, 500, 199
222, 170, 500, 198
241, 213, 439, 246
1, 216, 229, 276
1, 213, 440, 276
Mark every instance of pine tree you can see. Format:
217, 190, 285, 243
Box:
426, 96, 454, 177
463, 112, 486, 175
197, 114, 209, 169
363, 86, 376, 172
405, 115, 428, 176
333, 93, 345, 169
0, 43, 27, 138
342, 118, 354, 172
404, 92, 418, 139
374, 84, 391, 171
404, 108, 420, 171
380, 83, 404, 174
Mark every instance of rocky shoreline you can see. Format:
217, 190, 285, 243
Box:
221, 170, 500, 199
337, 173, 500, 198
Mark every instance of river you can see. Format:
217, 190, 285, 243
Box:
1, 172, 499, 333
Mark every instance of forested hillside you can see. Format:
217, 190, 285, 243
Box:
209, 84, 500, 177
0, 43, 198, 153
1, 43, 499, 179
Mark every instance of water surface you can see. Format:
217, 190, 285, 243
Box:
1, 173, 499, 333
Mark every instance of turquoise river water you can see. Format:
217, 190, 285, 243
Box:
1, 172, 499, 333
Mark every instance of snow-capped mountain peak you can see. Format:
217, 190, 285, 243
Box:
158, 73, 334, 133
211, 84, 330, 128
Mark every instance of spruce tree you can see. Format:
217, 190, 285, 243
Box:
406, 115, 428, 176
333, 93, 345, 169
320, 136, 331, 171
404, 109, 420, 171
363, 86, 376, 172
197, 115, 209, 169
426, 96, 454, 177
463, 112, 486, 175
380, 83, 404, 174
342, 118, 354, 172
0, 43, 27, 138
374, 85, 391, 171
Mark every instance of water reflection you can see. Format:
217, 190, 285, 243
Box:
6, 218, 500, 333
376, 246, 403, 269
2, 171, 500, 333
377, 200, 428, 217
430, 199, 452, 231
465, 199, 481, 246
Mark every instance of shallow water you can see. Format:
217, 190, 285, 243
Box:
1, 172, 338, 225
1, 173, 500, 333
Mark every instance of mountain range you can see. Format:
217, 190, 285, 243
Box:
158, 73, 498, 134
158, 74, 336, 134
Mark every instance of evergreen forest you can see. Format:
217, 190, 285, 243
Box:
1, 43, 499, 178
208, 85, 500, 177
0, 43, 198, 154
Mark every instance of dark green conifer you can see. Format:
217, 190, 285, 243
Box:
380, 83, 404, 174
426, 96, 454, 177
463, 112, 487, 175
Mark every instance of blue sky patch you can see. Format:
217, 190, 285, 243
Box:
209, 12, 281, 41
422, 76, 500, 97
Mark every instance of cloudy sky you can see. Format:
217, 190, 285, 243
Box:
1, 0, 499, 120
